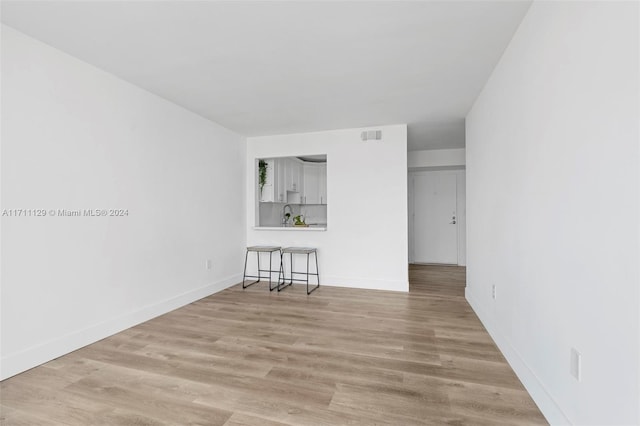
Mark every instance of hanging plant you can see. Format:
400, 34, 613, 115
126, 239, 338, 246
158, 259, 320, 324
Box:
258, 159, 268, 193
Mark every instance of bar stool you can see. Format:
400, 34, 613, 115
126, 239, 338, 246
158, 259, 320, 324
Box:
278, 247, 319, 294
242, 246, 282, 291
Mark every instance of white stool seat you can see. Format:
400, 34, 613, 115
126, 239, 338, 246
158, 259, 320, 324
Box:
281, 247, 317, 254
247, 246, 281, 252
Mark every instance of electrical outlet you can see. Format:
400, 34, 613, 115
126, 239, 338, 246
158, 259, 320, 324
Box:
492, 285, 497, 300
570, 348, 582, 381
206, 259, 212, 270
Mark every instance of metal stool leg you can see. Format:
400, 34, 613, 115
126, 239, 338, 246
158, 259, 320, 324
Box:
242, 249, 250, 288
306, 253, 310, 294
307, 251, 319, 294
243, 249, 260, 289
269, 251, 278, 291
277, 250, 292, 292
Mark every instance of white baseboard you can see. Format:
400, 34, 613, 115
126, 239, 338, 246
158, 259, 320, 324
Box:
320, 275, 409, 292
0, 274, 241, 380
465, 288, 571, 425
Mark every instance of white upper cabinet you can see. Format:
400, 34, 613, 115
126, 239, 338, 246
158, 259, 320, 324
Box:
284, 157, 303, 193
319, 163, 327, 205
274, 157, 286, 203
303, 163, 321, 204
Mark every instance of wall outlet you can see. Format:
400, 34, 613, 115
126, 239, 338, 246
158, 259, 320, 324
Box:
491, 285, 497, 299
206, 259, 212, 270
570, 348, 582, 381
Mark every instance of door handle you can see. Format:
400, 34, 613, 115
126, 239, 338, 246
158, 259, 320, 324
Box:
450, 216, 456, 224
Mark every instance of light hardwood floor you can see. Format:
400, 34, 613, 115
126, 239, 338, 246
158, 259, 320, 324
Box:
0, 265, 547, 425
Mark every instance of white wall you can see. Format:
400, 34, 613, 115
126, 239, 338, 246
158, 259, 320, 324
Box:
407, 148, 465, 169
0, 26, 246, 379
465, 2, 639, 425
408, 170, 466, 266
246, 125, 408, 291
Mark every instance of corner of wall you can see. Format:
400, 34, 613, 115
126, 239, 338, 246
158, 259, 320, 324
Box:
465, 288, 572, 426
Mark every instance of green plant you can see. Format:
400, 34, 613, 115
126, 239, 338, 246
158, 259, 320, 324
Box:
258, 160, 268, 193
293, 215, 306, 225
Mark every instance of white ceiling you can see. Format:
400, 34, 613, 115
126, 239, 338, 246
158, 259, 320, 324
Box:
1, 1, 531, 151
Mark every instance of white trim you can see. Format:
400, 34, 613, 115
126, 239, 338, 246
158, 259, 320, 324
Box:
320, 275, 409, 292
0, 274, 241, 380
466, 287, 571, 425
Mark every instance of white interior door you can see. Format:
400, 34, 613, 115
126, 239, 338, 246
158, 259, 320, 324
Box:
413, 172, 458, 264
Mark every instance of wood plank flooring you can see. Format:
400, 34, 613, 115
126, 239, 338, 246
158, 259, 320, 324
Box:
0, 265, 547, 425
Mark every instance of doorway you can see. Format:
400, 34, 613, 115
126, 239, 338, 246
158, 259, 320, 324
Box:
409, 170, 466, 265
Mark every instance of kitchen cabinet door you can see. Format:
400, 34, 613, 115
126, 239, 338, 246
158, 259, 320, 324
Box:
291, 159, 303, 193
284, 158, 303, 193
319, 163, 327, 205
275, 158, 286, 203
303, 163, 321, 204
284, 158, 294, 192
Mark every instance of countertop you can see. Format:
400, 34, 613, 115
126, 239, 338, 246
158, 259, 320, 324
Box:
254, 225, 327, 231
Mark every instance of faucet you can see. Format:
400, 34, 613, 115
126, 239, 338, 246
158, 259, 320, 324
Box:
282, 204, 292, 226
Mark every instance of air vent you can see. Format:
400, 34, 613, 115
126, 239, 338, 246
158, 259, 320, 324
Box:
361, 130, 382, 141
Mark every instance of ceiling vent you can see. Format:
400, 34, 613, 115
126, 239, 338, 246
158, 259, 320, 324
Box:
361, 130, 382, 141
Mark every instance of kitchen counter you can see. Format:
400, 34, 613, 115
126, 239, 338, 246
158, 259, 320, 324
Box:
254, 225, 326, 231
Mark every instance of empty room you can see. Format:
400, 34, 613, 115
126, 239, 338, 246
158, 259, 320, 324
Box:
1, 1, 638, 425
